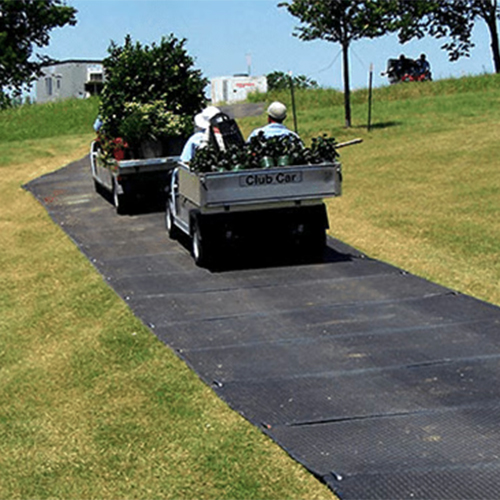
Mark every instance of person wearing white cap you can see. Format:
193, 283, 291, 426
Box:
247, 101, 300, 141
180, 105, 220, 163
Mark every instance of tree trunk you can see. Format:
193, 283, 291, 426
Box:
487, 14, 500, 73
342, 39, 352, 128
479, 0, 500, 73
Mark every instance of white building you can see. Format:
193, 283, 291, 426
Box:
211, 75, 267, 104
36, 60, 104, 103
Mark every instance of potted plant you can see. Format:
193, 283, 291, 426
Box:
190, 145, 220, 173
189, 134, 340, 173
247, 132, 276, 168
309, 135, 339, 163
96, 135, 130, 165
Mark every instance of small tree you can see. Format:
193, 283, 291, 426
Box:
279, 0, 397, 127
99, 34, 208, 146
0, 0, 77, 108
266, 70, 319, 91
397, 0, 500, 73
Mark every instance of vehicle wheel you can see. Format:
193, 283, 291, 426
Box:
113, 178, 128, 215
165, 202, 179, 239
295, 225, 325, 262
93, 179, 102, 195
192, 223, 208, 267
90, 142, 102, 194
307, 227, 326, 261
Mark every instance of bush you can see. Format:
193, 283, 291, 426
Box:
98, 34, 208, 149
119, 101, 192, 145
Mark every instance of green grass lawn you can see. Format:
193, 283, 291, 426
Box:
336, 76, 500, 307
243, 73, 500, 307
0, 103, 335, 499
2, 74, 500, 499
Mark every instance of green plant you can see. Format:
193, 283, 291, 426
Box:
190, 144, 220, 173
190, 133, 338, 173
118, 101, 192, 145
98, 34, 208, 146
96, 136, 129, 166
309, 134, 339, 163
266, 70, 318, 91
0, 0, 77, 109
223, 143, 252, 171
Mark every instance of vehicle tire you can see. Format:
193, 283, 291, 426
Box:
307, 227, 326, 261
90, 142, 102, 194
113, 178, 128, 215
192, 222, 208, 267
165, 202, 179, 239
93, 179, 102, 195
295, 224, 325, 262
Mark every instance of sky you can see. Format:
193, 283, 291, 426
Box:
41, 0, 497, 92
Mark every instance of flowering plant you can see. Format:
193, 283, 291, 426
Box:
97, 135, 130, 166
118, 101, 192, 147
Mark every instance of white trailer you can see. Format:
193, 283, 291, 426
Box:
90, 140, 180, 214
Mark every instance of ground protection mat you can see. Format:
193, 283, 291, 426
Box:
25, 156, 500, 500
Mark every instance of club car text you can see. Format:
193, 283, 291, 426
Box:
240, 171, 303, 187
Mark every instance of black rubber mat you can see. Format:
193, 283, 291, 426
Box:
25, 157, 500, 499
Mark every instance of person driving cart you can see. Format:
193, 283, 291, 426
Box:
247, 101, 301, 141
416, 53, 432, 80
180, 106, 220, 163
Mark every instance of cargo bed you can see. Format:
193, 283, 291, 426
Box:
90, 140, 180, 214
166, 161, 342, 266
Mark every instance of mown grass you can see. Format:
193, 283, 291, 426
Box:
2, 72, 500, 498
0, 96, 99, 143
0, 107, 336, 498
243, 72, 500, 306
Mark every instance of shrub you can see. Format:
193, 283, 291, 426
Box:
118, 101, 192, 145
98, 34, 208, 150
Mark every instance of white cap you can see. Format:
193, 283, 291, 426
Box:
194, 106, 220, 130
267, 101, 287, 121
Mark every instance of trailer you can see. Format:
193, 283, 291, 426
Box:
166, 161, 342, 266
90, 140, 181, 214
